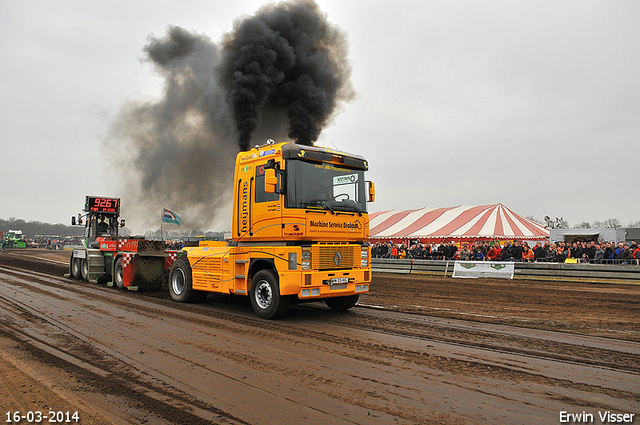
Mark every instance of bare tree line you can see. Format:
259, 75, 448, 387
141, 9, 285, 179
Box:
527, 216, 640, 230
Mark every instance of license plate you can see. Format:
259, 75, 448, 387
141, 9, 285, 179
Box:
330, 277, 349, 285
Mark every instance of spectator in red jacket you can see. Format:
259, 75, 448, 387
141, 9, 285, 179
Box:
633, 246, 640, 261
487, 243, 502, 261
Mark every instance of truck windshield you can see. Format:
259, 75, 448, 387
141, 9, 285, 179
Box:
285, 159, 367, 214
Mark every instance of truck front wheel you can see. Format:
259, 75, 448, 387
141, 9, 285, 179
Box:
325, 295, 359, 311
169, 258, 207, 303
250, 269, 289, 319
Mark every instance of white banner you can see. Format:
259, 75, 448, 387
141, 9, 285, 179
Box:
452, 261, 514, 279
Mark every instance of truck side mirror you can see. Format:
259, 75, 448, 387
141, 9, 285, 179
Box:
120, 219, 126, 228
367, 181, 376, 203
265, 168, 278, 193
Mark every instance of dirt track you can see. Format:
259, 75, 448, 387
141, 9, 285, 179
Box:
0, 249, 638, 424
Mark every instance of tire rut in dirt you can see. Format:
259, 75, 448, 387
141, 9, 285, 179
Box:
0, 309, 248, 425
288, 305, 640, 374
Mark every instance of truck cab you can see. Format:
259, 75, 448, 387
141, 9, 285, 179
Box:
232, 141, 373, 243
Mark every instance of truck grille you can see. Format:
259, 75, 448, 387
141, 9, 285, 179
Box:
315, 245, 356, 270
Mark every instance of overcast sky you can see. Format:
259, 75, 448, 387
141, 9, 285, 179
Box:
2, 0, 638, 233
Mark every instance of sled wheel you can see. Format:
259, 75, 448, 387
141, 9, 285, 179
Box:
114, 257, 124, 289
71, 255, 82, 279
81, 258, 89, 281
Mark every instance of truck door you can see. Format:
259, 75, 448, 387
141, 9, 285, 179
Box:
251, 163, 283, 241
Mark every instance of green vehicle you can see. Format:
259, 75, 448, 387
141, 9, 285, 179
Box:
4, 230, 27, 249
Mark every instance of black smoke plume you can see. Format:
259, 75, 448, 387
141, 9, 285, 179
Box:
106, 1, 354, 231
221, 0, 354, 150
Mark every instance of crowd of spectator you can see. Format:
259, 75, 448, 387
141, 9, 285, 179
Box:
371, 240, 640, 264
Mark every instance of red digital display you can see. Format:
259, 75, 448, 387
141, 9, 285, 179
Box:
86, 197, 120, 213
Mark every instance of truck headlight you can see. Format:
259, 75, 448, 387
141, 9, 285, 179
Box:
361, 259, 368, 267
302, 249, 311, 270
361, 248, 369, 258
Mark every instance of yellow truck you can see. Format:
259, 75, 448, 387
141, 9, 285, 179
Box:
169, 140, 375, 318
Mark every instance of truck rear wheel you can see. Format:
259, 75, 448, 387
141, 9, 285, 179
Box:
325, 295, 359, 311
169, 258, 207, 303
250, 269, 289, 319
114, 257, 124, 289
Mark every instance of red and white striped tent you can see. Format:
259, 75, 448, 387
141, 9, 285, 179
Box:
369, 204, 549, 243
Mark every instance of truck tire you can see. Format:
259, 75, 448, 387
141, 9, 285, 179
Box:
114, 257, 124, 289
81, 258, 89, 281
325, 295, 359, 311
169, 258, 207, 303
71, 255, 82, 280
250, 269, 289, 319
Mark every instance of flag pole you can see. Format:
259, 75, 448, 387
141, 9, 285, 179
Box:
160, 209, 164, 242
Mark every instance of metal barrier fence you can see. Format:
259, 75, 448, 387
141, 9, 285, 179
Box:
532, 258, 640, 265
372, 258, 640, 285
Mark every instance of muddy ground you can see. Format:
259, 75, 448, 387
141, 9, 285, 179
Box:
0, 249, 638, 424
